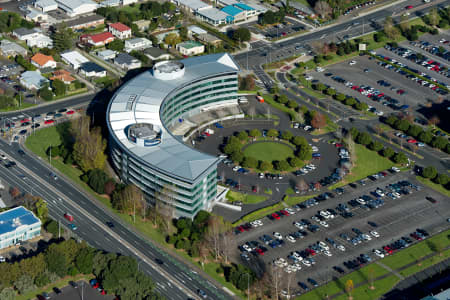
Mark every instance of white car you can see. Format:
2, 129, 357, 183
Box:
286, 235, 296, 243
274, 232, 283, 240
259, 173, 264, 178
319, 221, 329, 228
0, 153, 6, 160
323, 250, 332, 257
391, 167, 400, 172
303, 125, 312, 131
373, 249, 384, 258
293, 263, 302, 271
370, 231, 380, 238
362, 234, 372, 241
285, 208, 296, 215
312, 216, 320, 222
349, 60, 357, 65
294, 222, 304, 229
318, 241, 329, 250
311, 146, 319, 152
302, 260, 311, 267
232, 166, 241, 171
0, 256, 5, 262
337, 245, 346, 252
243, 244, 251, 252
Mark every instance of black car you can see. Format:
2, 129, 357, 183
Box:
155, 258, 164, 265
69, 281, 78, 288
426, 196, 437, 204
106, 221, 114, 228
298, 281, 309, 291
53, 287, 62, 294
18, 149, 25, 156
31, 123, 41, 129
368, 221, 378, 228
307, 278, 318, 287
333, 266, 345, 274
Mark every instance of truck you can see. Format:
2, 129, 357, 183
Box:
256, 95, 264, 103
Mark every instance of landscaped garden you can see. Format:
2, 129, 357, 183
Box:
243, 142, 294, 162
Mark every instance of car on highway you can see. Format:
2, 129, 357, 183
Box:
106, 221, 114, 228
64, 213, 74, 222
50, 172, 58, 180
198, 289, 207, 298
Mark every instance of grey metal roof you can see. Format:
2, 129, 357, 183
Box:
107, 53, 239, 182
0, 206, 41, 235
13, 27, 39, 37
80, 62, 105, 72
65, 14, 104, 28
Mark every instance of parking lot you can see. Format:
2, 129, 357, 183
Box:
235, 171, 450, 294
36, 280, 113, 300
246, 19, 305, 40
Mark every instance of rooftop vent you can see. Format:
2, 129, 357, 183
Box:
126, 94, 137, 111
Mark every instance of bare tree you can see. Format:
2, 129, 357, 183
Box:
429, 115, 440, 127
399, 15, 410, 32
282, 272, 296, 299
296, 111, 304, 124
296, 178, 308, 194
268, 265, 283, 300
345, 279, 354, 300
220, 230, 235, 264
368, 267, 375, 290
384, 17, 400, 39
206, 215, 226, 261
428, 8, 439, 26
198, 240, 209, 268
314, 1, 332, 19
344, 134, 356, 167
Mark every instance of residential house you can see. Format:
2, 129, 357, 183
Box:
31, 53, 57, 69
144, 47, 172, 61
176, 41, 205, 56
97, 49, 116, 60
26, 9, 49, 22
99, 0, 120, 7
108, 22, 132, 39
155, 30, 179, 44
79, 62, 106, 77
174, 0, 212, 13
34, 0, 58, 12
20, 71, 49, 90
124, 37, 152, 53
12, 28, 53, 48
65, 14, 105, 30
0, 206, 41, 250
196, 33, 222, 47
61, 50, 89, 69
55, 0, 98, 17
133, 20, 150, 32
50, 69, 76, 84
80, 32, 115, 47
114, 53, 141, 70
0, 40, 27, 57
12, 28, 41, 41
187, 25, 207, 38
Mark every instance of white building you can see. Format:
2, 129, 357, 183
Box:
0, 207, 41, 249
26, 33, 53, 48
108, 22, 132, 39
97, 49, 116, 60
176, 41, 205, 56
124, 37, 152, 53
114, 53, 141, 70
122, 0, 139, 4
26, 9, 49, 22
175, 0, 212, 13
61, 50, 90, 69
34, 0, 58, 12
55, 0, 98, 17
79, 62, 107, 77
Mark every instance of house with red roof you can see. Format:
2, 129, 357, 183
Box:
80, 32, 115, 47
108, 22, 132, 39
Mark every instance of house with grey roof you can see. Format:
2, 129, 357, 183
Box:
20, 71, 49, 90
79, 62, 106, 77
124, 37, 152, 53
12, 28, 41, 41
34, 0, 58, 12
0, 40, 28, 57
114, 53, 142, 70
144, 47, 172, 61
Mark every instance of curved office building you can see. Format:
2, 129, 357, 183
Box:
107, 53, 240, 218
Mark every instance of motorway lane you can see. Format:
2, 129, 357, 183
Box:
0, 139, 233, 300
234, 0, 450, 69
0, 153, 189, 299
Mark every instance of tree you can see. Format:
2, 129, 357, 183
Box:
206, 215, 227, 261
407, 125, 423, 138
281, 130, 293, 140
238, 131, 248, 141
275, 160, 290, 171
429, 115, 440, 127
164, 33, 181, 47
418, 131, 433, 143
88, 169, 109, 194
311, 112, 326, 129
231, 151, 244, 164
381, 147, 395, 158
296, 178, 308, 193
422, 166, 438, 179
75, 247, 96, 274
179, 26, 188, 39
249, 129, 261, 139
314, 83, 326, 92
0, 288, 15, 300
296, 144, 312, 161
356, 132, 372, 146
384, 17, 400, 39
277, 94, 288, 104
394, 119, 410, 131
232, 28, 251, 42
242, 156, 258, 169
392, 152, 408, 164
33, 197, 48, 221
267, 129, 278, 139
326, 88, 336, 96
107, 39, 125, 51
345, 279, 354, 300
345, 97, 356, 106
52, 79, 66, 96
104, 180, 116, 195
431, 136, 448, 150
39, 85, 53, 101
52, 24, 72, 52
112, 184, 144, 218
259, 160, 272, 171
243, 75, 255, 91
314, 1, 332, 18
336, 93, 346, 101
368, 141, 383, 152
71, 116, 107, 172
287, 100, 298, 109
14, 274, 36, 295
428, 8, 440, 26
434, 173, 449, 185
385, 115, 398, 126
289, 157, 302, 168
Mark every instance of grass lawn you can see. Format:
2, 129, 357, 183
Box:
233, 203, 284, 225
0, 102, 35, 112
284, 195, 315, 206
297, 264, 389, 300
226, 190, 267, 204
263, 94, 300, 121
244, 142, 294, 161
399, 248, 450, 278
329, 144, 394, 189
415, 176, 450, 197
332, 275, 400, 300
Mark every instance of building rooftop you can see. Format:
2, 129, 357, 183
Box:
13, 27, 39, 37
0, 206, 41, 235
109, 22, 131, 32
115, 53, 139, 65
107, 53, 239, 182
65, 14, 104, 27
144, 47, 170, 59
178, 0, 211, 11
198, 7, 230, 21
85, 31, 114, 43
61, 50, 90, 66
177, 40, 203, 49
35, 0, 58, 7
187, 25, 207, 35
234, 3, 254, 11
31, 53, 54, 66
20, 71, 49, 87
80, 62, 105, 73
221, 5, 244, 16
55, 0, 97, 10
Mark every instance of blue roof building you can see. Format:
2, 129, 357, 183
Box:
221, 5, 244, 17
0, 206, 41, 249
221, 3, 257, 22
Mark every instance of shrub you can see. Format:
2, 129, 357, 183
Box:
394, 119, 410, 132
344, 97, 356, 106
237, 131, 248, 141
434, 173, 449, 185
392, 152, 408, 164
326, 88, 336, 96
368, 141, 384, 152
275, 160, 290, 171
287, 100, 298, 109
430, 136, 448, 150
335, 93, 346, 101
422, 166, 437, 179
242, 156, 258, 169
289, 157, 302, 168
381, 147, 395, 158
281, 130, 293, 140
259, 160, 272, 171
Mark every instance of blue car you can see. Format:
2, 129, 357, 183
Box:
312, 153, 321, 158
69, 223, 78, 230
214, 122, 224, 129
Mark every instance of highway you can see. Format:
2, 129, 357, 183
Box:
234, 0, 450, 71
0, 137, 232, 300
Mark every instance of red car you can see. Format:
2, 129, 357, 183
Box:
93, 282, 100, 289
252, 186, 257, 193
20, 118, 30, 123
66, 110, 75, 115
64, 213, 74, 222
202, 131, 210, 136
280, 210, 289, 216
236, 226, 244, 233
383, 246, 393, 254
335, 143, 343, 147
407, 139, 417, 143
306, 248, 316, 256
405, 5, 413, 9
271, 213, 280, 220
44, 119, 54, 124
255, 248, 264, 255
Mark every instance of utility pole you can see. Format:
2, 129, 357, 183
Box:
133, 200, 136, 223
82, 281, 84, 300
58, 220, 60, 238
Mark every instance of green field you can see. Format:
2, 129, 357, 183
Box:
226, 190, 267, 204
329, 144, 394, 189
415, 176, 450, 197
244, 142, 294, 161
